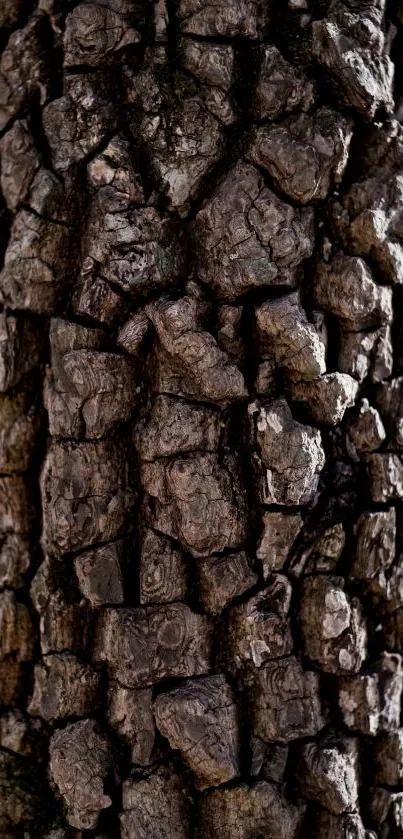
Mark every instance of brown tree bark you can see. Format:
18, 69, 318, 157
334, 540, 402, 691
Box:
1, 0, 403, 836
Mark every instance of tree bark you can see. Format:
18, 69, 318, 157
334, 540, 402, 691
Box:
0, 0, 403, 836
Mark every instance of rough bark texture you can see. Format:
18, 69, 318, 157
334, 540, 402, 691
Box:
1, 1, 403, 837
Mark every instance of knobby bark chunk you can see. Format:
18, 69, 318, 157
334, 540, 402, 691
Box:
154, 674, 240, 790
107, 684, 155, 766
94, 603, 212, 688
193, 161, 314, 301
49, 719, 113, 830
250, 398, 325, 505
248, 108, 352, 204
245, 655, 326, 743
141, 452, 248, 556
41, 440, 135, 556
120, 770, 191, 838
196, 782, 305, 839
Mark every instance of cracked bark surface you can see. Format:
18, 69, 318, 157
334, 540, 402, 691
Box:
2, 0, 403, 836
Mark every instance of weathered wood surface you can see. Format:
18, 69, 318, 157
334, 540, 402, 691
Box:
1, 0, 403, 836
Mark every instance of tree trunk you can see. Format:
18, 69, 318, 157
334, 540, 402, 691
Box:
1, 0, 403, 836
